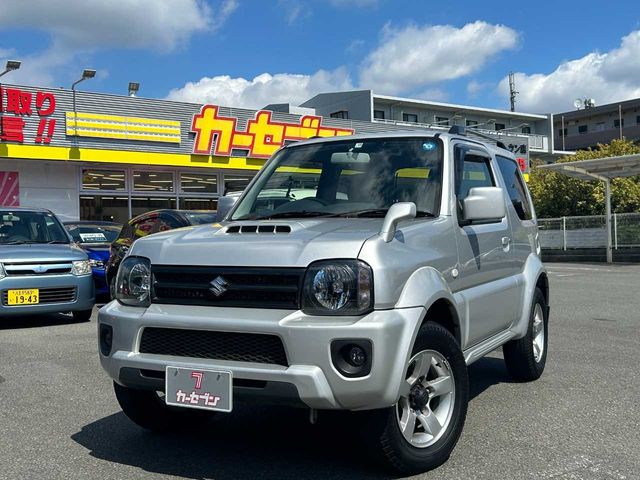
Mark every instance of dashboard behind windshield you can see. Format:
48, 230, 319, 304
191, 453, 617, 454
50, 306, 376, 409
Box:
0, 211, 70, 245
231, 137, 443, 220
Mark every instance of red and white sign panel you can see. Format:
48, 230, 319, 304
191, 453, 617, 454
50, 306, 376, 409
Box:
0, 172, 19, 206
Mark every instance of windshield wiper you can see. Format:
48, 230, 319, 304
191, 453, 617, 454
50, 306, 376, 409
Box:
238, 210, 336, 220
336, 208, 436, 218
46, 240, 70, 244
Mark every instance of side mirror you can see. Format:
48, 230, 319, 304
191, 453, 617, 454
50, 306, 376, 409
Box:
462, 187, 506, 223
379, 202, 417, 242
215, 195, 239, 221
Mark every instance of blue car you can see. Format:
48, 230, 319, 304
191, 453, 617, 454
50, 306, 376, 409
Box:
64, 221, 122, 297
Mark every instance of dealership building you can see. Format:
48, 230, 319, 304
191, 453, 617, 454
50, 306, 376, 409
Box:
0, 83, 564, 223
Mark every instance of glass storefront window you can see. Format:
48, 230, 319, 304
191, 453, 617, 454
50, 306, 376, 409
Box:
80, 196, 129, 223
180, 173, 218, 194
82, 169, 126, 191
131, 197, 176, 217
223, 173, 255, 195
133, 171, 174, 192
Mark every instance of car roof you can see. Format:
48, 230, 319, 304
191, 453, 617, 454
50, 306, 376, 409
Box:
129, 209, 215, 223
0, 206, 53, 214
63, 220, 122, 226
282, 130, 516, 160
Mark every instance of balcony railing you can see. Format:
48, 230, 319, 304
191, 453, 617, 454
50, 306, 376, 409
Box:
372, 119, 548, 151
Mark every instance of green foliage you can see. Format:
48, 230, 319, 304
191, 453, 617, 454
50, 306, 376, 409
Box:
528, 139, 640, 218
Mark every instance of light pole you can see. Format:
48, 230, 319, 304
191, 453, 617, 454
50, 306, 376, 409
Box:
128, 82, 140, 97
71, 69, 96, 136
0, 60, 21, 78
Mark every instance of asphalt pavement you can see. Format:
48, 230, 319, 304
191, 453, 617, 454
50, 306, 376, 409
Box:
1, 263, 639, 480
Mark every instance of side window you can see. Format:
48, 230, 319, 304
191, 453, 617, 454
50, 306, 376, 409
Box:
157, 215, 183, 232
455, 146, 495, 200
496, 156, 533, 221
133, 215, 158, 239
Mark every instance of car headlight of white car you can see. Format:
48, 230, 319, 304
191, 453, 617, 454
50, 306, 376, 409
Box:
116, 256, 152, 307
302, 260, 373, 315
71, 260, 92, 276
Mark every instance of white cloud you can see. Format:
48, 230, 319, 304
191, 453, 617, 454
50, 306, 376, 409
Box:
0, 47, 16, 59
498, 30, 640, 113
467, 80, 493, 98
359, 21, 519, 95
0, 0, 227, 52
166, 68, 354, 109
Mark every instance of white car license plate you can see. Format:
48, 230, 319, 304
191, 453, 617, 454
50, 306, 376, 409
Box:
165, 366, 233, 412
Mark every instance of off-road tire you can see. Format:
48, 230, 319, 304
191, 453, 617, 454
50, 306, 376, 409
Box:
363, 322, 469, 475
503, 287, 548, 381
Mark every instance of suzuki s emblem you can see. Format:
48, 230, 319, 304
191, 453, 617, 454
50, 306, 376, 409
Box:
209, 276, 229, 297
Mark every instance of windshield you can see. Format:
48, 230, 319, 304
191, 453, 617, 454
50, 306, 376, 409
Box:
0, 211, 70, 245
231, 137, 443, 220
65, 223, 122, 244
184, 211, 217, 225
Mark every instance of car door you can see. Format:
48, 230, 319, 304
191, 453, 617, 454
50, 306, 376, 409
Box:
451, 144, 520, 347
495, 155, 538, 274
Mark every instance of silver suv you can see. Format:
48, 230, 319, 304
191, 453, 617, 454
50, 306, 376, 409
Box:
98, 130, 549, 474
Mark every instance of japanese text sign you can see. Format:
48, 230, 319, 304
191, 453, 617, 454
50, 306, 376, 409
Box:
191, 105, 354, 158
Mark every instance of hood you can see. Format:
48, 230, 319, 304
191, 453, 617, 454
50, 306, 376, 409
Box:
129, 219, 382, 267
0, 243, 88, 263
80, 244, 111, 262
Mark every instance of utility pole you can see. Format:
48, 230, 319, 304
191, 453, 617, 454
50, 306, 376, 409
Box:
509, 72, 518, 112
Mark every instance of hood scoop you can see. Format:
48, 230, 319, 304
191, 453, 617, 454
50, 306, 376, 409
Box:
226, 224, 292, 234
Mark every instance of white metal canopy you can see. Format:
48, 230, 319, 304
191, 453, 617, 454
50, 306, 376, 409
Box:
537, 154, 640, 262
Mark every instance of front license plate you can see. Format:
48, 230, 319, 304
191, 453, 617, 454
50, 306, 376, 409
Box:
165, 366, 232, 412
7, 289, 39, 305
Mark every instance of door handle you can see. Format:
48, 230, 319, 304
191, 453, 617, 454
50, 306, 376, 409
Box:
501, 236, 511, 247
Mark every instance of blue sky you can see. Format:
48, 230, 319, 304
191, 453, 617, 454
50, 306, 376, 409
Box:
0, 0, 639, 113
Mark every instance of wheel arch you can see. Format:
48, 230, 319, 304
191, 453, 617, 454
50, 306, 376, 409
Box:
421, 298, 462, 346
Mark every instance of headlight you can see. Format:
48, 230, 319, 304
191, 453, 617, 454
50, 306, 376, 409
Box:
116, 256, 152, 307
89, 258, 105, 269
0, 263, 5, 280
71, 260, 92, 276
302, 260, 373, 315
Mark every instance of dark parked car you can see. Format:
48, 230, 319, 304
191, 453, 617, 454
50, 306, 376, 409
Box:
64, 221, 122, 297
106, 210, 216, 297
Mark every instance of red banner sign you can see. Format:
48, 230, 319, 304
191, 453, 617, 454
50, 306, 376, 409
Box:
0, 87, 57, 145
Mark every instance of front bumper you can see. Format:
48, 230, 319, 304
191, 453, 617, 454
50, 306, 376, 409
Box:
98, 302, 425, 410
0, 274, 95, 316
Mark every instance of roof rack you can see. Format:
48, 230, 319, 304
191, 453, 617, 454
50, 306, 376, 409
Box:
448, 125, 509, 152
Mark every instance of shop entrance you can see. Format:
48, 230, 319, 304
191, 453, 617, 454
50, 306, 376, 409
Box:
79, 167, 254, 223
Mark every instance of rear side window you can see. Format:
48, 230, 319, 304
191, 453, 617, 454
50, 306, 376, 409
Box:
158, 215, 184, 232
133, 216, 159, 239
496, 156, 533, 221
455, 146, 495, 200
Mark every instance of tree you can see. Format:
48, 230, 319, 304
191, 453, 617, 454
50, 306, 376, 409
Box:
528, 139, 640, 218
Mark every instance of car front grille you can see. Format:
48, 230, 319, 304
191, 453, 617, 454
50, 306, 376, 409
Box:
139, 327, 289, 366
152, 265, 304, 309
2, 287, 77, 305
3, 262, 73, 276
